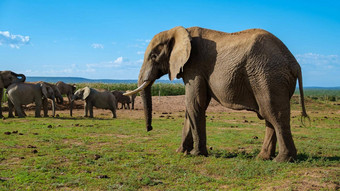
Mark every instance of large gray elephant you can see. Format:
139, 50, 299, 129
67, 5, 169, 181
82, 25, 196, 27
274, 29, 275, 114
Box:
7, 82, 55, 118
125, 26, 308, 162
71, 87, 117, 118
56, 81, 76, 116
0, 71, 26, 118
111, 90, 131, 109
28, 81, 63, 117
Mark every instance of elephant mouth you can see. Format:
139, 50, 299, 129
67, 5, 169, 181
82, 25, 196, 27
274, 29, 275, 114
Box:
123, 81, 151, 96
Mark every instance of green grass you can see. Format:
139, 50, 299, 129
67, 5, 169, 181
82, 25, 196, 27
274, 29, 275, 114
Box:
0, 98, 339, 190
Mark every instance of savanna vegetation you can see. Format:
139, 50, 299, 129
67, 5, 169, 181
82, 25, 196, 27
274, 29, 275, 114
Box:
0, 84, 339, 190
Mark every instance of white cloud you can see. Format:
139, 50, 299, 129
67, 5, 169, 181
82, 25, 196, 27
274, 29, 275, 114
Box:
91, 43, 104, 49
137, 51, 144, 55
295, 53, 340, 86
113, 56, 123, 64
0, 31, 30, 49
296, 53, 340, 70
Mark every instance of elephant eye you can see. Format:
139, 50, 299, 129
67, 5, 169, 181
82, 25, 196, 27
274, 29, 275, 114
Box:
150, 53, 157, 60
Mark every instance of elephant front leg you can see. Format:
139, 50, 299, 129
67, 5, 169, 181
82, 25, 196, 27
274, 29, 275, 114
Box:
180, 77, 211, 156
34, 99, 42, 117
88, 103, 94, 118
42, 98, 49, 117
84, 102, 88, 117
257, 121, 277, 160
186, 105, 208, 156
176, 111, 193, 154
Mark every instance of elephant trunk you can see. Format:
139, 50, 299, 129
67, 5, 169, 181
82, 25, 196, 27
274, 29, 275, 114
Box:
57, 95, 63, 104
11, 72, 26, 82
70, 100, 74, 117
51, 97, 56, 117
140, 81, 153, 131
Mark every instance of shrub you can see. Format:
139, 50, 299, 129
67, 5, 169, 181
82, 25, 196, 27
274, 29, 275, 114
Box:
75, 83, 185, 96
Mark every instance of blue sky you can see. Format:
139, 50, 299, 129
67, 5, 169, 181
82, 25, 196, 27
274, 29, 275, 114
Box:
0, 0, 339, 87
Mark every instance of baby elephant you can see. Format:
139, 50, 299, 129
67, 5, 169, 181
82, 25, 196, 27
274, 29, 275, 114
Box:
111, 90, 131, 109
71, 87, 117, 118
7, 82, 55, 118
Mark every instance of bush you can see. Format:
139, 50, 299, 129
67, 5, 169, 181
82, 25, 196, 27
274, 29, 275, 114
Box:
76, 83, 185, 96
328, 96, 336, 101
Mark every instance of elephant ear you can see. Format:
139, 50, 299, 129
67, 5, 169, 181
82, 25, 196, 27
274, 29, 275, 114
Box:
41, 84, 48, 98
168, 26, 192, 81
83, 87, 91, 100
47, 86, 55, 99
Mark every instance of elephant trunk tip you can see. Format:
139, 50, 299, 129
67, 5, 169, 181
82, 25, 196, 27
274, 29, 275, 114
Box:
147, 125, 153, 132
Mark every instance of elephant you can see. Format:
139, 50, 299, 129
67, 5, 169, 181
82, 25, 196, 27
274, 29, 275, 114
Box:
0, 71, 26, 118
7, 82, 55, 118
111, 90, 131, 109
126, 90, 137, 110
23, 81, 63, 117
56, 81, 76, 114
71, 87, 117, 118
124, 26, 308, 162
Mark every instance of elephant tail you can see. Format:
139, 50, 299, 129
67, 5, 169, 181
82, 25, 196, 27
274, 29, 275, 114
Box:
297, 67, 310, 126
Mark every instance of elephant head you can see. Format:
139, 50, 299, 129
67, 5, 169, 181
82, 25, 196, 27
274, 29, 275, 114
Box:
0, 71, 26, 89
0, 71, 26, 118
54, 87, 64, 105
70, 87, 91, 116
124, 26, 191, 131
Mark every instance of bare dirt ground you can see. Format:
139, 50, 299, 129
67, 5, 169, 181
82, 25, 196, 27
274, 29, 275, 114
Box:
7, 95, 246, 118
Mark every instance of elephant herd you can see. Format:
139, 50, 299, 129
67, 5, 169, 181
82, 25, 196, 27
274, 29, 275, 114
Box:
2, 26, 309, 162
0, 71, 136, 119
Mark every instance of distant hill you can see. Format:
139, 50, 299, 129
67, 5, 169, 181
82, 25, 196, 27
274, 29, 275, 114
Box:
26, 76, 183, 84
25, 77, 340, 90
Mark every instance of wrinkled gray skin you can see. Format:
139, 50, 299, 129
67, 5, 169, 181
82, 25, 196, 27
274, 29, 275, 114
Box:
134, 26, 308, 162
26, 81, 63, 117
7, 82, 55, 118
111, 90, 131, 109
0, 71, 26, 118
71, 87, 117, 118
56, 81, 76, 116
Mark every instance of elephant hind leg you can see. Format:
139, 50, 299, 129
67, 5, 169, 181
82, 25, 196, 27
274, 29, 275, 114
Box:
259, 100, 296, 162
257, 120, 277, 160
8, 100, 15, 118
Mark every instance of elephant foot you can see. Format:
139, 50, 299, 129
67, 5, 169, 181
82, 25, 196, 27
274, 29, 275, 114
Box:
177, 146, 208, 156
8, 115, 14, 118
190, 148, 208, 157
273, 153, 296, 162
43, 115, 49, 117
257, 151, 275, 160
176, 145, 193, 154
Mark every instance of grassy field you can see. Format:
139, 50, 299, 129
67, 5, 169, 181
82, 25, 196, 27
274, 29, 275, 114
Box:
0, 95, 339, 190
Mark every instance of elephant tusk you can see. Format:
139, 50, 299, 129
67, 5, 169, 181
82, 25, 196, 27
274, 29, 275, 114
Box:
123, 81, 151, 96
